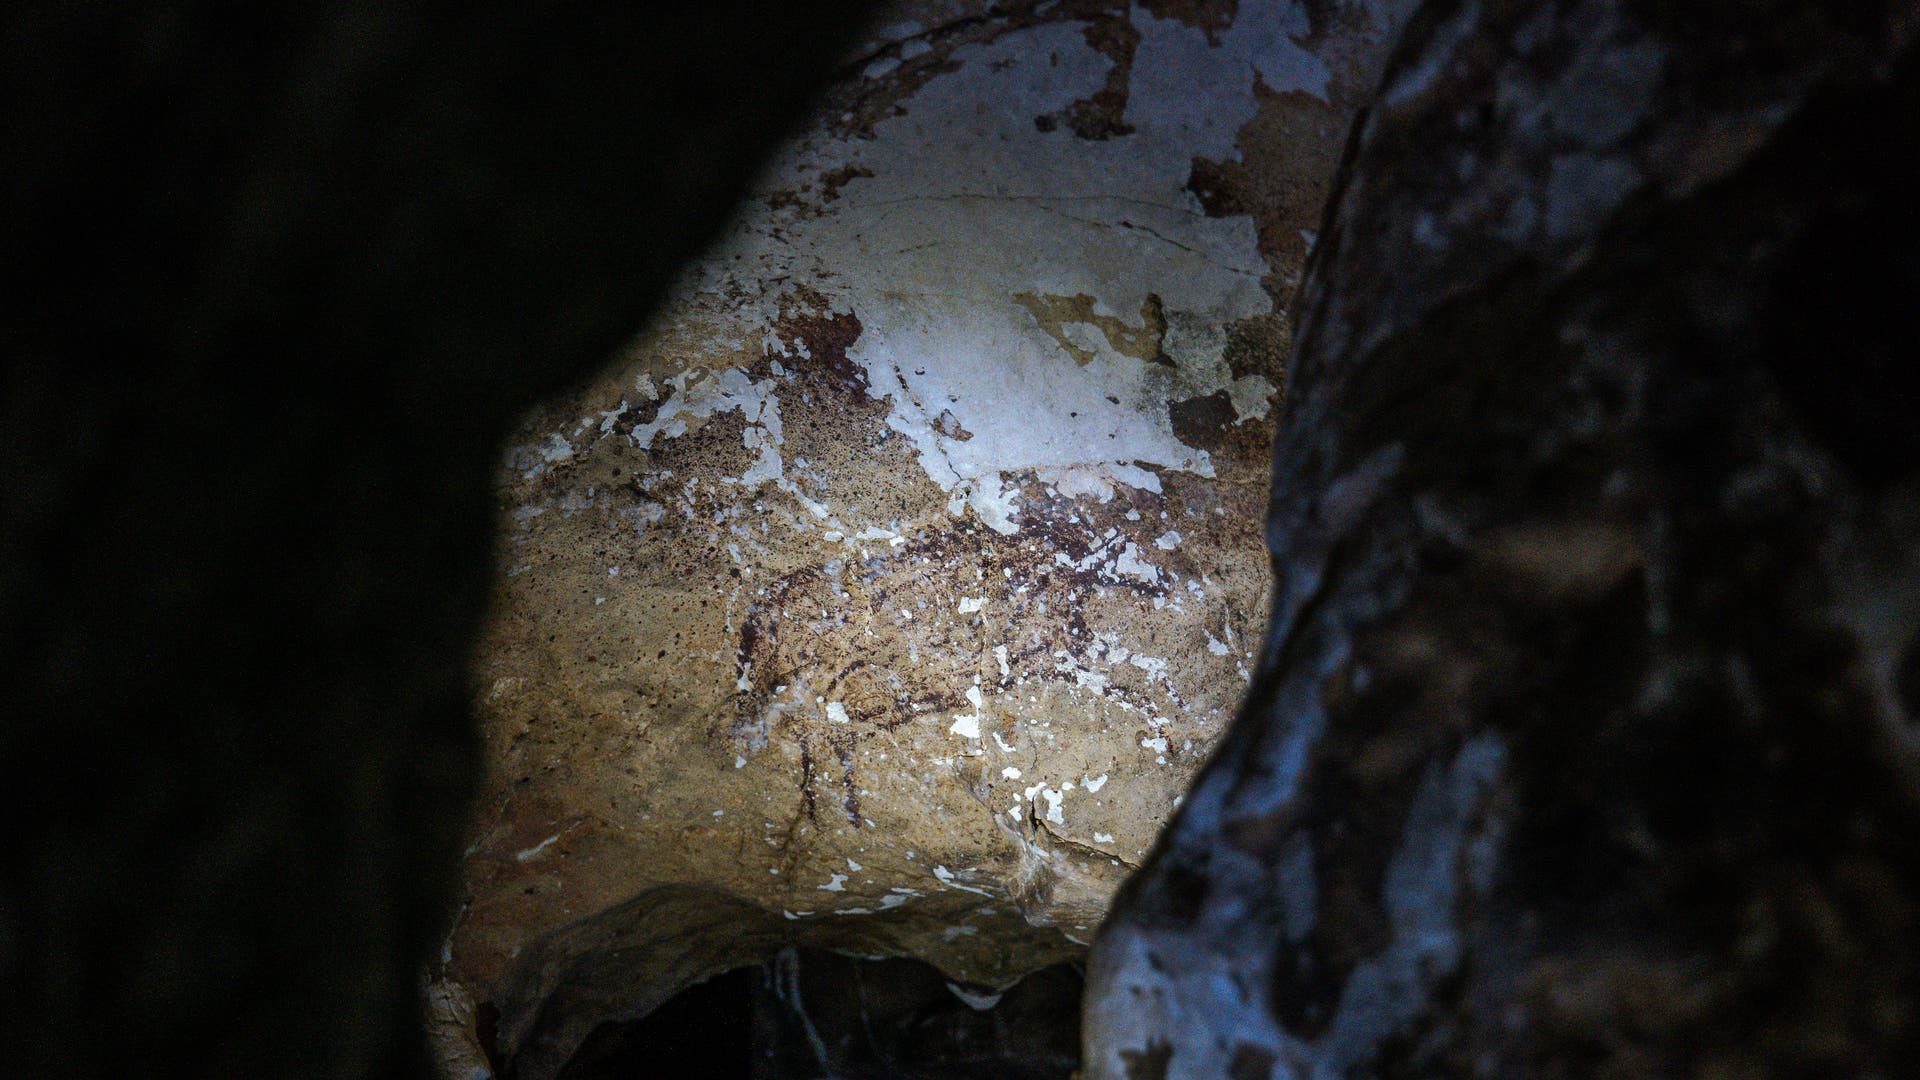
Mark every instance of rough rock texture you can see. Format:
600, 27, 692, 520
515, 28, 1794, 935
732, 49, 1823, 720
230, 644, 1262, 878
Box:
431, 3, 1404, 1076
0, 3, 880, 1077
1087, 2, 1920, 1077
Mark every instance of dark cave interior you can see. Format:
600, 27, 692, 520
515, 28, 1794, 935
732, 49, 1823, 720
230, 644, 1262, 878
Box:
557, 953, 1081, 1080
5, 3, 1919, 1079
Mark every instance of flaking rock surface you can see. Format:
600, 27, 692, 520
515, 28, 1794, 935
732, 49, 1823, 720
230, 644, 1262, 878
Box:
428, 3, 1399, 1074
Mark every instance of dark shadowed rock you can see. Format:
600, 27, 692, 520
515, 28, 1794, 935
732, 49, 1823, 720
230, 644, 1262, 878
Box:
0, 3, 878, 1076
1087, 2, 1920, 1076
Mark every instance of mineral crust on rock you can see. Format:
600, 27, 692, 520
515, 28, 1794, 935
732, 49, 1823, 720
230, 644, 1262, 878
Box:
429, 3, 1399, 1074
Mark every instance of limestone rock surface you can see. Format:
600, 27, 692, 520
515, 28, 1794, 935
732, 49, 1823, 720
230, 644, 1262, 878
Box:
430, 3, 1399, 1074
1085, 2, 1920, 1077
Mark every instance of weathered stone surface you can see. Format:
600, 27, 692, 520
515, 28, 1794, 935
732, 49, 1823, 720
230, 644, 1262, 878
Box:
430, 2, 1401, 1074
1087, 2, 1920, 1077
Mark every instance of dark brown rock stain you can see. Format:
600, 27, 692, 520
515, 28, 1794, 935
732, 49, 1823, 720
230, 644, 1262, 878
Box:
1036, 13, 1140, 140
1140, 0, 1241, 43
772, 285, 870, 401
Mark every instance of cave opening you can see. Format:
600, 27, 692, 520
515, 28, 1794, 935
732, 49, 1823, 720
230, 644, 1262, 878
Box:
554, 952, 1082, 1080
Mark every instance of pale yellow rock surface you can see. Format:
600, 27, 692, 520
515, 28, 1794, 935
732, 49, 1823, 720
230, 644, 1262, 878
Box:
430, 1, 1387, 1071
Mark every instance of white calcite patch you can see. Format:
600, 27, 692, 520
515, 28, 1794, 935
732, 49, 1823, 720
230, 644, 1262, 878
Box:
628, 368, 787, 489
647, 7, 1314, 533
514, 834, 561, 863
934, 865, 993, 897
947, 982, 1007, 1011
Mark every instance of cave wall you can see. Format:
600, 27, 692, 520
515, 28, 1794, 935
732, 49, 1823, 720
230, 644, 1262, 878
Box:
432, 5, 1410, 1076
6, 1, 1919, 1078
1086, 2, 1920, 1076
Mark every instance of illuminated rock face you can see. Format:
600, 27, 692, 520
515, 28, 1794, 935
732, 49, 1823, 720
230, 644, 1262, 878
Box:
431, 3, 1394, 1074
